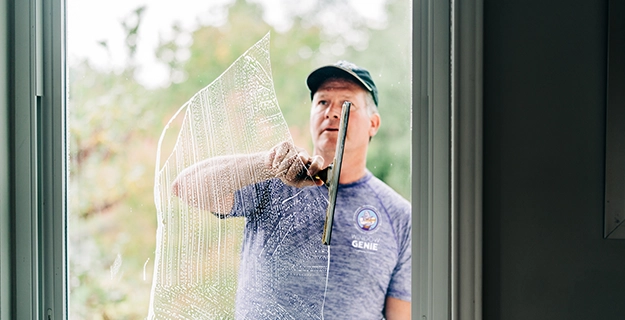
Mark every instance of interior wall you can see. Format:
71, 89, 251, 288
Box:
483, 0, 625, 319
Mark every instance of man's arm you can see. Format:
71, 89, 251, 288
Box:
384, 297, 411, 320
171, 141, 324, 214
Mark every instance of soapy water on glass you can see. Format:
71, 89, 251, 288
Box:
147, 33, 331, 319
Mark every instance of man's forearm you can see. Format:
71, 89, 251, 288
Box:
171, 152, 272, 214
171, 141, 324, 214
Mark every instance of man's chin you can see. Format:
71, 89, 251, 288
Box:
316, 139, 337, 151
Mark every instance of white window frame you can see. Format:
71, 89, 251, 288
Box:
1, 0, 482, 319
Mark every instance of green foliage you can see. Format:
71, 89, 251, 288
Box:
68, 0, 411, 317
68, 59, 159, 319
353, 0, 412, 199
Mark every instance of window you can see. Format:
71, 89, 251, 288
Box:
3, 0, 483, 319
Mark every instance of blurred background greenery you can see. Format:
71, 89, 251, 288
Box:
68, 0, 411, 318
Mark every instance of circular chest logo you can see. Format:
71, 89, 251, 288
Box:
355, 207, 379, 232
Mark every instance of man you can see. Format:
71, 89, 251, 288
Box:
172, 61, 411, 319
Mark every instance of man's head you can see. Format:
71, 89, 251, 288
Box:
306, 61, 381, 162
307, 60, 378, 115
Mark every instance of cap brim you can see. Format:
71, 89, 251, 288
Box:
306, 65, 373, 95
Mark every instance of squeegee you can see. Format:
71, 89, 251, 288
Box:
320, 101, 351, 245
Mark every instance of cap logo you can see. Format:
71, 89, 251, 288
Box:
335, 60, 359, 71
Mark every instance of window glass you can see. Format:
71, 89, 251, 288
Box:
67, 0, 411, 317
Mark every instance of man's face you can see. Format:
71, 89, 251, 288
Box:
309, 79, 380, 159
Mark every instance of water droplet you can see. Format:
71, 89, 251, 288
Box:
143, 258, 150, 281
110, 253, 122, 280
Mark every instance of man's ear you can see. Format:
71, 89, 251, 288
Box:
369, 113, 381, 137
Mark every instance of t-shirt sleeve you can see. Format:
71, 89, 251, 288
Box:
387, 204, 412, 302
227, 179, 273, 218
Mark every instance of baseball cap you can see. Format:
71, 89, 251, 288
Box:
306, 60, 378, 106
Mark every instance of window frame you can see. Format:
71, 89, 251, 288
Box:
2, 0, 483, 319
8, 0, 67, 318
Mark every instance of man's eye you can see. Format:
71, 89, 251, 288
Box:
319, 100, 328, 106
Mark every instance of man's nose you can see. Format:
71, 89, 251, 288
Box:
325, 102, 342, 119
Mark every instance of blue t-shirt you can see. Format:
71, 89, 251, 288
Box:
228, 171, 411, 319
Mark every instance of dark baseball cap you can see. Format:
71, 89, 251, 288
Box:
306, 60, 378, 106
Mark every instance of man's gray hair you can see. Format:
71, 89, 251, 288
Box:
364, 91, 378, 116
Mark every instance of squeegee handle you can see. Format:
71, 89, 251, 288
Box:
322, 101, 351, 245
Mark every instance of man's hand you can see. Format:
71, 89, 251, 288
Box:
267, 141, 325, 188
